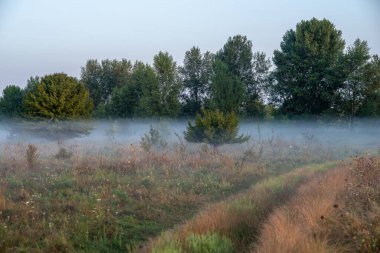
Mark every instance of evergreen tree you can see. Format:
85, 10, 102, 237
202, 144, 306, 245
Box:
184, 109, 249, 147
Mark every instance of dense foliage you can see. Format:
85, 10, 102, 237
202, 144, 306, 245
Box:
1, 18, 380, 119
184, 109, 249, 147
0, 85, 24, 117
23, 73, 93, 120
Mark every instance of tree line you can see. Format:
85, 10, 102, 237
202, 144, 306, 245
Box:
1, 18, 379, 120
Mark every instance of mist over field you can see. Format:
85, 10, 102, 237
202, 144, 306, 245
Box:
0, 119, 379, 153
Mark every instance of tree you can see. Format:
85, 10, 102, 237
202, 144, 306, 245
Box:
217, 35, 253, 86
209, 59, 244, 113
216, 35, 269, 116
179, 47, 214, 115
271, 18, 345, 115
336, 39, 371, 118
357, 55, 380, 116
23, 73, 93, 120
245, 52, 272, 117
136, 63, 162, 116
184, 109, 249, 147
106, 61, 144, 118
0, 85, 24, 117
153, 51, 181, 117
81, 59, 132, 108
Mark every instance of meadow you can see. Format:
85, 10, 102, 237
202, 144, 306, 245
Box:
0, 119, 378, 252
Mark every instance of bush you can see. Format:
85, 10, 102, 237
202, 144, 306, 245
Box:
140, 125, 168, 152
184, 109, 249, 147
186, 233, 233, 253
26, 144, 38, 170
55, 147, 73, 160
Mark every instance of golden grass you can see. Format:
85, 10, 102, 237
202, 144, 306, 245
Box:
252, 157, 380, 253
141, 162, 338, 253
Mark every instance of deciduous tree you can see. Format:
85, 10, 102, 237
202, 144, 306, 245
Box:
24, 73, 93, 120
271, 18, 345, 115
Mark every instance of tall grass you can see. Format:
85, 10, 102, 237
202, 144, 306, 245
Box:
142, 162, 338, 252
0, 136, 353, 252
252, 156, 380, 253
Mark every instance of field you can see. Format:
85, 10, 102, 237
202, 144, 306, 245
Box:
0, 121, 378, 252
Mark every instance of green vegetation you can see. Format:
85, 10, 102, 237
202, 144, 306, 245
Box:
0, 132, 346, 252
184, 110, 249, 147
186, 233, 233, 253
1, 18, 379, 119
23, 73, 93, 120
144, 161, 339, 253
0, 85, 24, 117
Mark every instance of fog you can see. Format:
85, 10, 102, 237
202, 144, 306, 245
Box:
0, 119, 379, 155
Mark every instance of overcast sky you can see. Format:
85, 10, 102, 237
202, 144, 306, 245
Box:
0, 0, 379, 91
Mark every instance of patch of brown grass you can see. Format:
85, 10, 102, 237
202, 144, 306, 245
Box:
0, 191, 5, 211
253, 157, 380, 253
140, 162, 338, 253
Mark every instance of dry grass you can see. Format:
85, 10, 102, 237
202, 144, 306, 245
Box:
252, 156, 380, 253
0, 136, 352, 252
141, 162, 338, 253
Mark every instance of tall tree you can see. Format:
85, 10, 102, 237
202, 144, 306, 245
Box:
271, 18, 345, 115
24, 73, 93, 120
153, 51, 181, 117
179, 47, 214, 115
245, 52, 272, 116
0, 85, 24, 117
80, 59, 132, 107
107, 61, 145, 117
136, 63, 162, 116
336, 39, 371, 118
217, 35, 268, 116
358, 55, 380, 116
209, 59, 244, 113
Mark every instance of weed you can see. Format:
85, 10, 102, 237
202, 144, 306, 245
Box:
26, 144, 38, 170
141, 126, 168, 152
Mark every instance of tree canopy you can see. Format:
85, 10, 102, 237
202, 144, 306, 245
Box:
2, 18, 380, 120
180, 47, 214, 115
0, 85, 24, 117
23, 73, 93, 120
272, 18, 345, 115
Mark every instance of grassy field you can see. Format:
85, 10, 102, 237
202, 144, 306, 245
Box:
253, 156, 380, 253
0, 136, 363, 252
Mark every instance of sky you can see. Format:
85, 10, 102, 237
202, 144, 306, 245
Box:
0, 0, 379, 92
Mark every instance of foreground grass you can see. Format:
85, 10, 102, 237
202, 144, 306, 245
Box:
0, 136, 351, 252
252, 156, 380, 253
142, 161, 338, 253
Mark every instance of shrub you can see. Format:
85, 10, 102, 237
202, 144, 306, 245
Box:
55, 147, 73, 160
140, 125, 168, 152
186, 233, 233, 253
184, 109, 249, 147
26, 144, 38, 170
